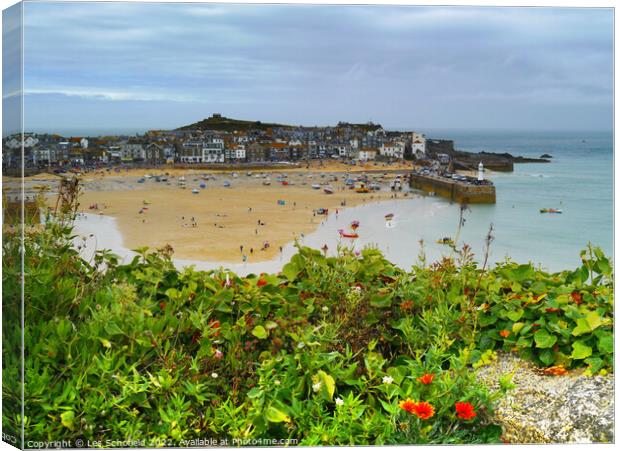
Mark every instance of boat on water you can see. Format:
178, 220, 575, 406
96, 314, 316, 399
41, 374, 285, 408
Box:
540, 208, 562, 214
312, 184, 321, 190
436, 237, 454, 246
338, 229, 359, 239
324, 186, 335, 194
384, 213, 394, 220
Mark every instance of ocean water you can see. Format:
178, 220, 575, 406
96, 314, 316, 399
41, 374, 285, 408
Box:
73, 130, 613, 275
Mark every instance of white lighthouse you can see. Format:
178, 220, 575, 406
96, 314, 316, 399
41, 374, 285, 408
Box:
478, 162, 484, 181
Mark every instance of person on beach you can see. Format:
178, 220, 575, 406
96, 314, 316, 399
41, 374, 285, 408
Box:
321, 244, 328, 256
279, 246, 283, 253
240, 245, 244, 253
255, 228, 258, 235
250, 248, 254, 254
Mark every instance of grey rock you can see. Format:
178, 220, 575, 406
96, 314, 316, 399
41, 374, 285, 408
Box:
476, 352, 614, 444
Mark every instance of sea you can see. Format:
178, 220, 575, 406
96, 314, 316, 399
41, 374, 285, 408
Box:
73, 130, 613, 275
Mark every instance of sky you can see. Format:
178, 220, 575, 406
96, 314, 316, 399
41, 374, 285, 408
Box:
2, 2, 614, 135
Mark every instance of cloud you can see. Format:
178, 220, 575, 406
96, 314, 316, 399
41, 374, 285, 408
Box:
19, 3, 613, 132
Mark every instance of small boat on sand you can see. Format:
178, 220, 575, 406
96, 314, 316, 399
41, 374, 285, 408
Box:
338, 229, 359, 239
192, 188, 199, 194
312, 184, 321, 190
324, 186, 334, 194
223, 181, 231, 188
384, 213, 394, 220
316, 208, 328, 215
540, 208, 562, 214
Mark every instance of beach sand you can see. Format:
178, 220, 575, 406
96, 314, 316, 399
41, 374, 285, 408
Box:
72, 173, 410, 263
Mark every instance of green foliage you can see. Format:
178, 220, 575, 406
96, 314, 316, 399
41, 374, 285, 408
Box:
3, 222, 613, 445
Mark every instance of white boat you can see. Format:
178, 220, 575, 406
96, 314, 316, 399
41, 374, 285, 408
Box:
192, 188, 199, 194
311, 184, 321, 189
232, 172, 239, 178
324, 186, 335, 194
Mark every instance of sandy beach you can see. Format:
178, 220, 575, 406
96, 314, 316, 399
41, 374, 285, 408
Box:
46, 164, 413, 263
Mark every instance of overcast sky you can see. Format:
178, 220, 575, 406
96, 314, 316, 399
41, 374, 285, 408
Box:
4, 2, 614, 134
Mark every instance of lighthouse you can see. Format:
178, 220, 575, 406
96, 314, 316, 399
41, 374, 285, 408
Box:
478, 162, 484, 181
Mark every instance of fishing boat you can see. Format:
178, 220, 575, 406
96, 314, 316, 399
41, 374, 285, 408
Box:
324, 186, 334, 194
144, 174, 152, 179
355, 187, 370, 193
350, 221, 360, 230
223, 181, 231, 188
312, 184, 321, 190
316, 208, 328, 215
192, 188, 199, 194
540, 208, 562, 214
436, 237, 455, 246
384, 213, 394, 220
179, 176, 186, 182
263, 180, 271, 186
338, 229, 359, 239
281, 180, 289, 186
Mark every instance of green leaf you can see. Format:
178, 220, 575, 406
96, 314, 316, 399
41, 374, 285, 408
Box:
104, 321, 124, 336
60, 411, 75, 430
571, 318, 591, 336
282, 257, 302, 281
369, 292, 392, 308
571, 341, 592, 360
316, 370, 336, 401
506, 309, 524, 322
597, 332, 613, 354
585, 356, 604, 374
585, 311, 602, 331
478, 314, 497, 327
512, 322, 525, 335
538, 348, 555, 366
251, 325, 268, 339
534, 329, 557, 349
265, 406, 290, 423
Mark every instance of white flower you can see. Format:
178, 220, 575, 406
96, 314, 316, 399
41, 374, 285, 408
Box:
382, 376, 394, 385
312, 382, 322, 392
211, 372, 219, 379
335, 397, 344, 406
297, 342, 305, 349
274, 380, 281, 386
321, 306, 329, 312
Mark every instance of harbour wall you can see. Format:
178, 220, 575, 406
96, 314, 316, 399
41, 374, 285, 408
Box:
410, 174, 496, 204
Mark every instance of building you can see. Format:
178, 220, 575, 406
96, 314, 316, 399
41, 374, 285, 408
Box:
180, 141, 203, 163
145, 143, 165, 164
380, 141, 406, 159
202, 137, 225, 163
357, 147, 378, 161
120, 142, 145, 161
411, 132, 426, 157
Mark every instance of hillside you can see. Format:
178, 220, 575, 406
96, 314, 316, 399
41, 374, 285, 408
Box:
176, 114, 290, 132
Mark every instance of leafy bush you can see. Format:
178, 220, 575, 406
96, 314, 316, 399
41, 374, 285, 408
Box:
2, 220, 613, 445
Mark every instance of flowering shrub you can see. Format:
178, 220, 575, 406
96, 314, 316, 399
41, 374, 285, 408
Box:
2, 220, 612, 446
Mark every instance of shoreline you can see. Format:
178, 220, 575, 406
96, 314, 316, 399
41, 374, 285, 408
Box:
63, 168, 413, 263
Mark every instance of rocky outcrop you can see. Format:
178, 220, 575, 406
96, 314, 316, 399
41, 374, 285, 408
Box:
476, 353, 614, 444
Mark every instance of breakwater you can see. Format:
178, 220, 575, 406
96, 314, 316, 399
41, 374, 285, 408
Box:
410, 173, 496, 204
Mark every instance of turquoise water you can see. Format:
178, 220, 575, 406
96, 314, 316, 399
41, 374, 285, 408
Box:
300, 130, 613, 273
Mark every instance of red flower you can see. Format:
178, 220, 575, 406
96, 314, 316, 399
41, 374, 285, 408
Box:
257, 278, 268, 287
209, 320, 221, 337
455, 401, 477, 420
545, 307, 560, 313
499, 329, 510, 338
417, 373, 434, 385
411, 401, 435, 420
571, 291, 583, 305
400, 300, 414, 311
399, 398, 417, 414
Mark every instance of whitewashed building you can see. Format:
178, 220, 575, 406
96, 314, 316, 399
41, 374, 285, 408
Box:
411, 132, 426, 157
380, 141, 406, 159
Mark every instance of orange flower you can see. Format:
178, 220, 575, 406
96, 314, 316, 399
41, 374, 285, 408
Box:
417, 373, 434, 385
257, 278, 267, 287
499, 329, 510, 338
571, 291, 583, 305
455, 401, 477, 420
398, 398, 417, 414
400, 300, 414, 311
209, 320, 221, 337
545, 307, 560, 313
411, 401, 435, 420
